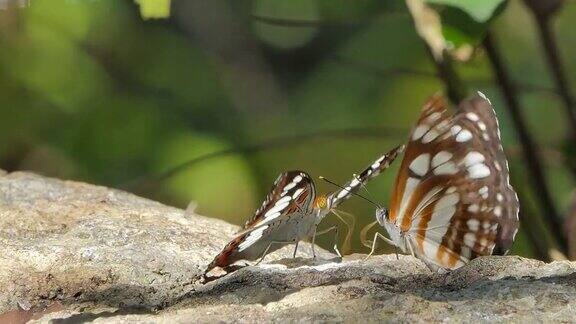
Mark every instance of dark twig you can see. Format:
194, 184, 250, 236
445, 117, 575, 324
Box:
330, 55, 436, 79
483, 32, 567, 253
121, 126, 407, 193
250, 11, 406, 28
250, 14, 363, 28
533, 15, 576, 179
428, 49, 468, 104
532, 15, 576, 129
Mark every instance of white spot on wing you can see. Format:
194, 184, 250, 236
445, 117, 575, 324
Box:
468, 204, 479, 213
464, 152, 485, 166
434, 161, 458, 175
494, 206, 502, 217
283, 181, 297, 192
427, 112, 441, 123
469, 164, 491, 179
422, 129, 439, 143
412, 124, 430, 141
466, 112, 479, 121
478, 121, 487, 131
456, 129, 473, 142
409, 153, 430, 177
450, 125, 462, 136
463, 232, 477, 247
238, 225, 269, 251
467, 219, 480, 231
432, 151, 452, 168
479, 186, 489, 199
293, 188, 304, 198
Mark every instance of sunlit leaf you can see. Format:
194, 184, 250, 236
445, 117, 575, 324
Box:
406, 0, 446, 61
135, 0, 171, 19
426, 0, 506, 22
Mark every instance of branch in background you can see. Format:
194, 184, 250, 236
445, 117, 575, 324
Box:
250, 14, 364, 28
330, 55, 437, 79
483, 32, 567, 254
404, 0, 467, 104
122, 126, 408, 193
522, 0, 576, 179
428, 49, 467, 104
250, 11, 407, 28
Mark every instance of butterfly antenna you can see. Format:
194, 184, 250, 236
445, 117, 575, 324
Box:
319, 176, 381, 209
353, 173, 381, 208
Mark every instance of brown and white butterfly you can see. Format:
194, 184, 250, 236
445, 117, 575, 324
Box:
366, 92, 519, 271
203, 146, 403, 277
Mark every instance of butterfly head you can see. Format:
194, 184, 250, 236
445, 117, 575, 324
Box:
314, 194, 329, 210
375, 207, 389, 226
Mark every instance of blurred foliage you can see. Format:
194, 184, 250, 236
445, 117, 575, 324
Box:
135, 0, 171, 19
426, 0, 506, 22
0, 0, 574, 258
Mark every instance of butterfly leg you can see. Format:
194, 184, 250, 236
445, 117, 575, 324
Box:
364, 232, 396, 261
255, 240, 293, 266
331, 209, 355, 255
311, 227, 317, 258
293, 241, 299, 258
314, 225, 342, 258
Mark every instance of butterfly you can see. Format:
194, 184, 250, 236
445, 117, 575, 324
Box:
203, 146, 404, 277
364, 92, 520, 271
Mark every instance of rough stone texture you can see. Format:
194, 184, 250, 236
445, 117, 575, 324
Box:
1, 171, 576, 323
0, 171, 323, 317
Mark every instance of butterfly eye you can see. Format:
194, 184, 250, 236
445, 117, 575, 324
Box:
376, 208, 389, 225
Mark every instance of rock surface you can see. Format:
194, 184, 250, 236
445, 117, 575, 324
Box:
1, 171, 576, 323
0, 171, 323, 319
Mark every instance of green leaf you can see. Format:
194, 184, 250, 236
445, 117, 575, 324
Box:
426, 0, 506, 22
135, 0, 171, 19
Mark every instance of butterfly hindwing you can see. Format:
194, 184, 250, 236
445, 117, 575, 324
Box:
388, 92, 519, 270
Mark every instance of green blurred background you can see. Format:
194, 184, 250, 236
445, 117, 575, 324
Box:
0, 0, 574, 258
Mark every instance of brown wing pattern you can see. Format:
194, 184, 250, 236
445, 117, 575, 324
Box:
327, 145, 405, 209
242, 171, 315, 230
388, 92, 519, 270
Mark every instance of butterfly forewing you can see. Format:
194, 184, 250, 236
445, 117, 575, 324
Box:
241, 171, 316, 231
388, 92, 519, 270
328, 145, 404, 209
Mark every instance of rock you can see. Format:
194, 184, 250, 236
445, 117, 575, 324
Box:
1, 171, 576, 322
0, 171, 326, 316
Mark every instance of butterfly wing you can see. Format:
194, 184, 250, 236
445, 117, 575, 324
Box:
241, 171, 316, 231
327, 145, 405, 209
205, 171, 316, 273
388, 92, 519, 270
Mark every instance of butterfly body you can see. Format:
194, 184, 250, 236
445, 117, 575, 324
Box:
371, 92, 519, 271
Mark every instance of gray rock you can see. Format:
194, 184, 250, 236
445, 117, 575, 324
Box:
1, 171, 576, 322
0, 171, 325, 316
